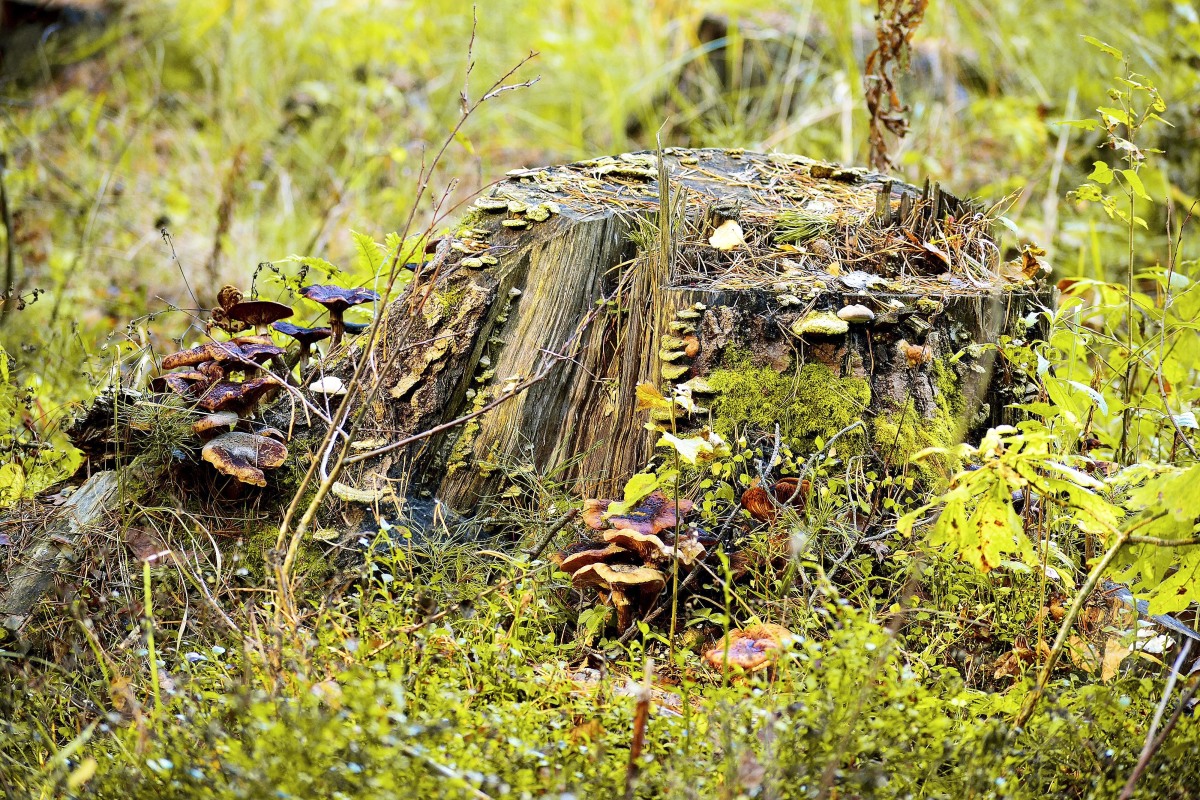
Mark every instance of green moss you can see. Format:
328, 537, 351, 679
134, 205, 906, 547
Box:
238, 525, 329, 585
870, 357, 965, 486
707, 351, 870, 453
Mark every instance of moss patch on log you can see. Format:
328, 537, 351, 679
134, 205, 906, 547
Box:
706, 349, 870, 453
870, 357, 964, 486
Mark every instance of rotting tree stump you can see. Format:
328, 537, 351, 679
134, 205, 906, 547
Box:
283, 148, 1053, 514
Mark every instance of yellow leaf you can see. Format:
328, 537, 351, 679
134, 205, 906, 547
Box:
0, 463, 26, 508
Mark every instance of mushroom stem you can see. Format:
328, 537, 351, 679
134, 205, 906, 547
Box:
329, 312, 345, 347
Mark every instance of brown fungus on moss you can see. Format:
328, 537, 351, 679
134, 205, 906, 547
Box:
201, 431, 288, 487
192, 410, 240, 439
703, 623, 794, 672
300, 284, 380, 346
149, 370, 209, 398
740, 477, 810, 523
161, 341, 249, 371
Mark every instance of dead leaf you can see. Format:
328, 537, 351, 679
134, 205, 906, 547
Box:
1101, 640, 1132, 682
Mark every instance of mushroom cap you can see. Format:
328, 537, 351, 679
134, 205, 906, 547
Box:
342, 321, 371, 336
217, 285, 244, 311
740, 478, 810, 522
309, 376, 346, 396
162, 341, 250, 370
234, 341, 286, 363
703, 624, 794, 672
571, 563, 665, 632
201, 431, 288, 487
272, 321, 332, 347
227, 299, 294, 327
300, 284, 380, 313
555, 543, 634, 575
198, 375, 280, 412
837, 304, 875, 323
571, 562, 665, 593
601, 529, 672, 563
149, 370, 209, 396
192, 411, 240, 438
584, 490, 694, 536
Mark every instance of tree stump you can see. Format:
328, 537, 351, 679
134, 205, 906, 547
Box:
298, 148, 1052, 513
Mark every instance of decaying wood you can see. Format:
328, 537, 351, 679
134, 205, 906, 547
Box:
304, 148, 1052, 513
1, 470, 120, 634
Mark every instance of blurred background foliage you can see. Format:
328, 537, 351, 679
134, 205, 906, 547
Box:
0, 0, 1198, 493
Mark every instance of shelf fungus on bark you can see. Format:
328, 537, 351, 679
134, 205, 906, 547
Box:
201, 431, 288, 487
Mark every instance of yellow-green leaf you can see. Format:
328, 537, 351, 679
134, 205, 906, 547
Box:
1088, 161, 1114, 185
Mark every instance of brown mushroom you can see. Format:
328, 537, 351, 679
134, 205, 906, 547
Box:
582, 490, 694, 536
272, 321, 332, 370
571, 563, 665, 632
601, 529, 672, 563
192, 411, 240, 439
227, 299, 294, 335
217, 285, 244, 311
197, 375, 280, 414
703, 623, 794, 672
149, 370, 209, 397
201, 431, 288, 487
299, 284, 380, 346
740, 478, 810, 523
554, 542, 635, 575
162, 341, 249, 371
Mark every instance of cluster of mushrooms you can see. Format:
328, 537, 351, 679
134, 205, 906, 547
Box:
553, 479, 807, 669
149, 282, 379, 487
554, 490, 707, 633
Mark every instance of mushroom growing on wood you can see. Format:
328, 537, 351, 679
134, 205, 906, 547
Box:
703, 623, 794, 672
149, 370, 209, 398
161, 341, 250, 371
299, 284, 380, 346
192, 411, 240, 439
570, 562, 665, 632
201, 431, 288, 487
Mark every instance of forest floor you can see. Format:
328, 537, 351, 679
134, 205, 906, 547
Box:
3, 2, 1200, 798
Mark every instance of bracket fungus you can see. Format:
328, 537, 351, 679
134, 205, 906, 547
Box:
192, 410, 240, 439
198, 375, 280, 414
201, 431, 288, 487
299, 284, 380, 346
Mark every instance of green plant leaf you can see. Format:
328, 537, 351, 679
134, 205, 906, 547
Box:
1119, 169, 1151, 200
1082, 35, 1123, 60
1088, 161, 1114, 185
